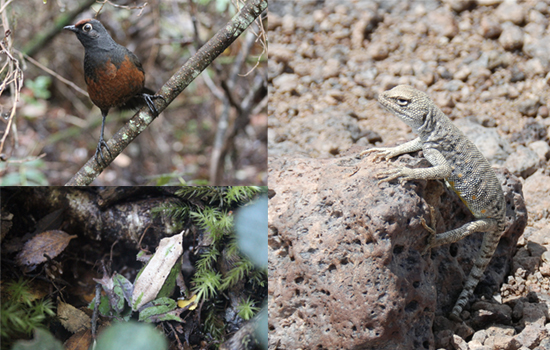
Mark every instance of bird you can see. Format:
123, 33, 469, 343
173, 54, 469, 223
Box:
64, 18, 163, 165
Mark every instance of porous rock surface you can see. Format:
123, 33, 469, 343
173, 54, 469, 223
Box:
268, 151, 527, 350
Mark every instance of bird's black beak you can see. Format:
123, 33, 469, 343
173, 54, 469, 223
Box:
64, 25, 77, 32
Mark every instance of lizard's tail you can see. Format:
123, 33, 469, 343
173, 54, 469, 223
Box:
450, 228, 504, 320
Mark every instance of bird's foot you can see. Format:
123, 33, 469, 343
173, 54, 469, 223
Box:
94, 138, 112, 166
142, 93, 165, 116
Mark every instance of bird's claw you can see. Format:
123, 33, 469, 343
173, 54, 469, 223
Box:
94, 139, 112, 166
142, 93, 165, 116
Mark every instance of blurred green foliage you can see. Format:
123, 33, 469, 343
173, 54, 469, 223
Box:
11, 328, 63, 350
24, 76, 51, 100
96, 321, 168, 350
0, 159, 48, 186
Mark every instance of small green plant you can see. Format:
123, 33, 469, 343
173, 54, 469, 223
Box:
237, 297, 260, 321
192, 269, 222, 302
188, 204, 260, 305
190, 206, 233, 242
203, 301, 225, 341
220, 258, 253, 290
1, 278, 56, 345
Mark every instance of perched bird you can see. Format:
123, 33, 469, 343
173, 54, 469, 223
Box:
64, 18, 162, 165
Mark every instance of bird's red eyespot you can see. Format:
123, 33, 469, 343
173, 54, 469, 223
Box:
83, 23, 92, 32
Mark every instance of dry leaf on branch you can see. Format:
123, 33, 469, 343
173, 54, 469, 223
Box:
16, 230, 77, 267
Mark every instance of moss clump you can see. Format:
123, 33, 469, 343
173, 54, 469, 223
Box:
1, 278, 56, 348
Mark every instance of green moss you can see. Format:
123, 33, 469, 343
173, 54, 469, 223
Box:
237, 297, 259, 321
1, 279, 56, 346
192, 270, 222, 302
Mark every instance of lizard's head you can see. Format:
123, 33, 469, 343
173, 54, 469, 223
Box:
378, 85, 431, 130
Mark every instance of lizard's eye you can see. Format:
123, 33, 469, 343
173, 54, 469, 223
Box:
396, 98, 409, 106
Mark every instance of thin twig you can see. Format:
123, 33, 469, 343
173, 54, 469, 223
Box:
20, 51, 88, 96
187, 0, 202, 49
209, 19, 263, 183
216, 75, 265, 180
109, 239, 119, 263
0, 0, 14, 13
91, 284, 101, 344
2, 153, 46, 164
137, 224, 152, 251
167, 322, 184, 350
94, 0, 149, 17
240, 11, 267, 77
0, 13, 24, 156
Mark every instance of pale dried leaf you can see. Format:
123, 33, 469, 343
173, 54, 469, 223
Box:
16, 230, 77, 266
132, 230, 185, 310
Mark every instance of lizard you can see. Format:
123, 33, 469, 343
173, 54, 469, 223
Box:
361, 85, 506, 321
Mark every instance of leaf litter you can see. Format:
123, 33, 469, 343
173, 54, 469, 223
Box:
16, 230, 77, 267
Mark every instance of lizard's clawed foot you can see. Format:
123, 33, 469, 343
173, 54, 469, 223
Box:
421, 205, 437, 255
360, 147, 392, 162
376, 167, 415, 186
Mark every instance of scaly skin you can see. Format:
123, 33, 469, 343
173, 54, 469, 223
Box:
361, 85, 506, 321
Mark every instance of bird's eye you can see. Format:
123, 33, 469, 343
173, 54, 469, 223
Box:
83, 23, 92, 32
396, 98, 408, 106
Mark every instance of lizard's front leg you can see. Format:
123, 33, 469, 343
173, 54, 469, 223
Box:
375, 163, 452, 186
375, 146, 453, 185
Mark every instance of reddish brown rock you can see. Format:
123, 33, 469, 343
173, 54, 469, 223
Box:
268, 151, 526, 349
